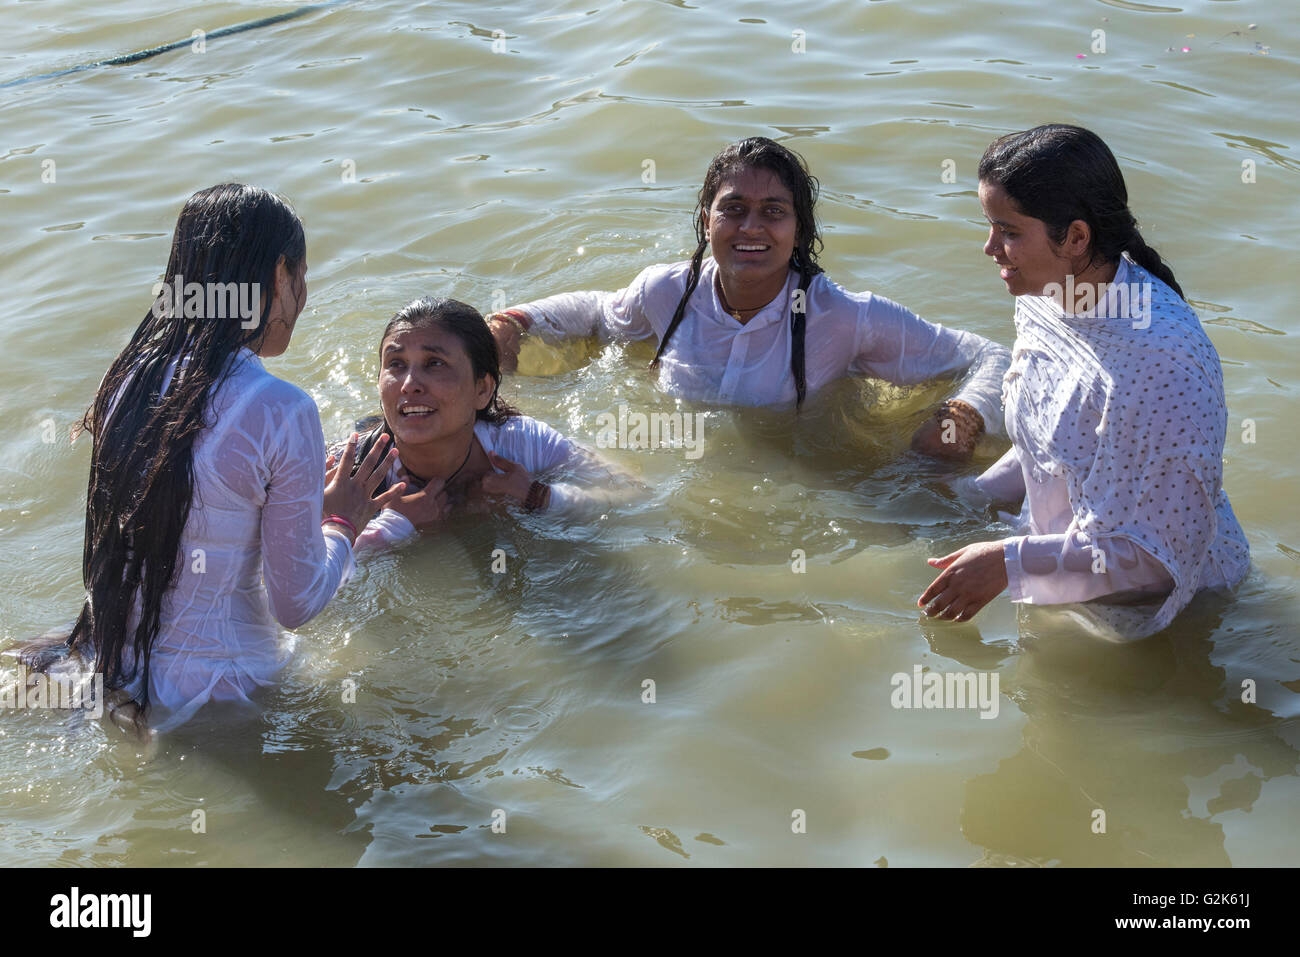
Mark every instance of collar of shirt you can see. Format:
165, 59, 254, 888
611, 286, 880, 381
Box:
700, 258, 797, 332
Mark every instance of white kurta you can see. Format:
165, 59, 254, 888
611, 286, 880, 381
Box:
966, 256, 1250, 636
511, 259, 1010, 429
118, 349, 353, 731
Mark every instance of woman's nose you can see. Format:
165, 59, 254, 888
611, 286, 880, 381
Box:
983, 229, 999, 258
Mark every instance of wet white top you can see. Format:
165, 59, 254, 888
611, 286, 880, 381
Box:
513, 258, 1010, 429
963, 256, 1250, 636
119, 349, 352, 731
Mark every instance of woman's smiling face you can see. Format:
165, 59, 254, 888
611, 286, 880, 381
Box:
379, 323, 493, 445
979, 179, 1071, 297
705, 167, 798, 288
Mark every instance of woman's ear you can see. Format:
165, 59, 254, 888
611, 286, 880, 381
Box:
475, 372, 497, 412
273, 254, 293, 303
1064, 219, 1093, 262
258, 254, 286, 323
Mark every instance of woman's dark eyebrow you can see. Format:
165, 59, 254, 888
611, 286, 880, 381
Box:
985, 215, 1016, 228
382, 342, 449, 355
717, 190, 792, 205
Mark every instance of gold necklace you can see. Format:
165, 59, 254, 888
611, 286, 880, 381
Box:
716, 278, 755, 321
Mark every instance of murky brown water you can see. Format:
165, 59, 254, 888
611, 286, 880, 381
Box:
1, 0, 1297, 865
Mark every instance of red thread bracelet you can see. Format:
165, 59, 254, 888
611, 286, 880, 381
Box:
323, 514, 357, 537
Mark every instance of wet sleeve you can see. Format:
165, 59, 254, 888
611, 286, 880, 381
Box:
1075, 449, 1226, 629
258, 393, 353, 629
1003, 531, 1174, 605
513, 267, 656, 344
851, 294, 1010, 437
354, 508, 417, 552
496, 417, 644, 515
958, 446, 1026, 505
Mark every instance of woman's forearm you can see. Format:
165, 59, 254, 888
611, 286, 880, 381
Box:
513, 291, 612, 342
1003, 531, 1174, 606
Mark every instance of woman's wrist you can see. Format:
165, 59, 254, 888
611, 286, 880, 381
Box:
322, 516, 357, 546
523, 480, 551, 512
488, 309, 530, 334
938, 398, 985, 448
941, 398, 984, 431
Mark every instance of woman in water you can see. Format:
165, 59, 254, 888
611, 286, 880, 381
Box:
27, 184, 404, 733
918, 125, 1250, 636
486, 136, 1009, 459
333, 297, 635, 551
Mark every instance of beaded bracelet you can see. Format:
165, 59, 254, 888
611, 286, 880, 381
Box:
488, 309, 530, 334
523, 481, 550, 512
938, 399, 985, 440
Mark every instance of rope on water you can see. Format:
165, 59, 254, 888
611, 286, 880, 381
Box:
0, 0, 349, 90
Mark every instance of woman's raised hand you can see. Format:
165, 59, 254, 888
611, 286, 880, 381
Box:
323, 433, 406, 536
390, 468, 451, 529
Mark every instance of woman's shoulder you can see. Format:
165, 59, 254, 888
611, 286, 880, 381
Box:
805, 271, 907, 328
1112, 256, 1200, 333
234, 354, 314, 406
1118, 258, 1222, 365
478, 415, 574, 467
215, 352, 320, 435
635, 258, 710, 291
808, 269, 868, 304
481, 413, 568, 443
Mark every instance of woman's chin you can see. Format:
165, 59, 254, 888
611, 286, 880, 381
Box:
389, 417, 436, 444
392, 416, 475, 448
1003, 276, 1034, 297
719, 258, 786, 285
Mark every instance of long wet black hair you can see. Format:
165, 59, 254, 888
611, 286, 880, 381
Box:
652, 136, 825, 405
356, 298, 519, 485
977, 123, 1185, 299
68, 184, 306, 712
